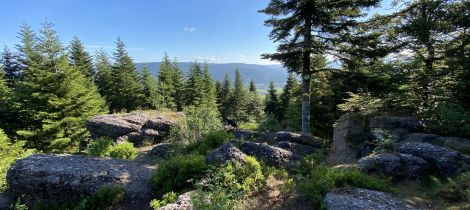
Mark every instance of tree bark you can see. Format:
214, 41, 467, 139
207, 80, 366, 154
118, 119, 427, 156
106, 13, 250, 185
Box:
301, 11, 312, 135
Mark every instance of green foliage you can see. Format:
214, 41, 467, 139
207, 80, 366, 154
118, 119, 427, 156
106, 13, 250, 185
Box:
337, 92, 385, 114
141, 65, 162, 109
170, 105, 222, 146
302, 165, 391, 209
0, 129, 34, 191
188, 130, 234, 155
229, 69, 249, 122
87, 185, 126, 209
157, 53, 185, 110
432, 102, 470, 138
86, 138, 137, 160
257, 115, 282, 133
264, 81, 280, 120
69, 37, 94, 80
238, 121, 259, 131
86, 137, 113, 157
437, 172, 470, 203
150, 191, 177, 210
192, 157, 265, 209
150, 154, 208, 195
109, 142, 138, 160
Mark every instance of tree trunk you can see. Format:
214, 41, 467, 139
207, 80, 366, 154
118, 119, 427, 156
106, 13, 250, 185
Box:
301, 13, 312, 135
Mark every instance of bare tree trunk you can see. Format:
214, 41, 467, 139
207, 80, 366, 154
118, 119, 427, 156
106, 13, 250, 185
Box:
301, 15, 312, 135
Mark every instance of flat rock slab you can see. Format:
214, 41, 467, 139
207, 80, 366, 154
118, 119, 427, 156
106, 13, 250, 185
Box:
325, 188, 419, 210
7, 154, 155, 206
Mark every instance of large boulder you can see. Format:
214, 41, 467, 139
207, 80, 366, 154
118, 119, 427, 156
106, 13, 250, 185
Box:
206, 143, 247, 165
324, 188, 419, 210
404, 133, 470, 155
87, 112, 175, 146
7, 154, 155, 206
276, 141, 316, 158
159, 191, 194, 210
0, 193, 12, 210
398, 142, 466, 177
327, 114, 425, 165
150, 143, 177, 159
358, 153, 430, 179
259, 131, 320, 147
239, 142, 302, 170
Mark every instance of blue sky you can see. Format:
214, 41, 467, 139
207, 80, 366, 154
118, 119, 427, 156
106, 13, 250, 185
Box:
0, 0, 394, 64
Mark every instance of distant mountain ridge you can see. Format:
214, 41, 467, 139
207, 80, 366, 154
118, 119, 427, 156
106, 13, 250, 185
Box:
135, 62, 288, 89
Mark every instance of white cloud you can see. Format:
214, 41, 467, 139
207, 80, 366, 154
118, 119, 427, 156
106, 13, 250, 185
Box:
194, 56, 222, 63
183, 27, 197, 32
240, 54, 247, 58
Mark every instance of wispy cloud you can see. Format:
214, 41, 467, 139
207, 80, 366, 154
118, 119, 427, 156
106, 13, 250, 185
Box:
183, 27, 197, 32
84, 44, 143, 52
194, 56, 221, 63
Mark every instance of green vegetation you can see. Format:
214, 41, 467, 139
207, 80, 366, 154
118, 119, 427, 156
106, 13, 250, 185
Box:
150, 191, 177, 210
150, 154, 208, 195
86, 137, 137, 160
187, 130, 234, 155
0, 129, 34, 191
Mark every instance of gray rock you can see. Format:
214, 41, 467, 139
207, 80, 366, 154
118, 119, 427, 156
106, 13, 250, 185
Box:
87, 114, 143, 138
150, 143, 176, 158
145, 118, 174, 132
276, 141, 316, 157
159, 191, 194, 210
261, 131, 320, 147
358, 153, 430, 179
7, 154, 155, 206
206, 143, 247, 165
437, 136, 470, 154
233, 129, 259, 140
403, 133, 440, 144
369, 116, 425, 132
0, 193, 12, 210
398, 142, 465, 177
239, 142, 302, 170
324, 188, 419, 210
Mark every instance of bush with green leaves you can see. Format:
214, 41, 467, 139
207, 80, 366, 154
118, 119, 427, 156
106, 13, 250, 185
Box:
170, 105, 223, 146
150, 153, 208, 195
109, 142, 138, 160
86, 137, 113, 157
192, 156, 265, 209
87, 185, 126, 208
86, 138, 137, 160
257, 114, 282, 133
149, 191, 177, 209
0, 129, 34, 191
187, 130, 234, 155
302, 165, 391, 210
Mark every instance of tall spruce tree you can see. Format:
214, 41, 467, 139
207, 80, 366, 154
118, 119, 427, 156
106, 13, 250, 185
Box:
157, 53, 177, 109
69, 37, 94, 80
184, 63, 206, 106
264, 81, 280, 119
109, 38, 144, 112
246, 80, 264, 121
94, 49, 113, 105
16, 22, 107, 152
202, 63, 217, 108
171, 58, 185, 111
141, 65, 162, 109
260, 0, 380, 135
230, 69, 249, 122
0, 47, 22, 87
279, 73, 299, 121
219, 73, 233, 119
0, 70, 18, 136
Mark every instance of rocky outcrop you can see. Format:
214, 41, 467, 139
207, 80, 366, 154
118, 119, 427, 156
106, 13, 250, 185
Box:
259, 131, 321, 147
7, 154, 155, 206
358, 153, 429, 179
324, 188, 419, 210
232, 129, 259, 140
403, 133, 470, 154
239, 142, 302, 170
159, 191, 194, 210
327, 113, 425, 165
150, 143, 177, 159
206, 143, 247, 165
0, 193, 12, 210
276, 141, 316, 158
398, 142, 467, 177
87, 112, 175, 147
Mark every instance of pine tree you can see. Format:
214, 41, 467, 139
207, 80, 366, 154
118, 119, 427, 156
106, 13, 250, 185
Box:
249, 80, 257, 92
157, 53, 177, 109
94, 49, 113, 105
16, 22, 107, 152
230, 69, 249, 122
279, 73, 299, 122
264, 81, 280, 119
246, 80, 264, 121
219, 73, 233, 119
171, 58, 185, 111
0, 47, 22, 87
109, 38, 144, 112
202, 63, 217, 108
141, 65, 161, 109
69, 37, 94, 80
0, 70, 18, 136
184, 63, 206, 106
260, 0, 380, 135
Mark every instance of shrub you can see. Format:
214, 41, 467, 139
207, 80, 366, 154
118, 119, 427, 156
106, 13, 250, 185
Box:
238, 121, 259, 131
188, 130, 234, 155
170, 105, 223, 146
257, 115, 282, 133
437, 172, 470, 203
109, 142, 138, 160
0, 129, 34, 191
192, 156, 265, 209
150, 191, 177, 209
86, 137, 113, 157
87, 185, 126, 208
150, 154, 208, 195
302, 165, 391, 209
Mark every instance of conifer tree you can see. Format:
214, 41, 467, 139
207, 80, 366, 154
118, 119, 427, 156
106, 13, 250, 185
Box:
219, 73, 233, 119
141, 65, 161, 109
94, 49, 113, 104
202, 63, 217, 108
279, 73, 299, 121
109, 38, 144, 112
246, 80, 264, 121
0, 70, 17, 136
16, 22, 107, 152
184, 63, 206, 106
171, 58, 185, 111
249, 80, 257, 92
264, 81, 280, 120
0, 47, 22, 87
69, 37, 94, 80
157, 53, 177, 109
260, 0, 380, 134
230, 69, 249, 122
